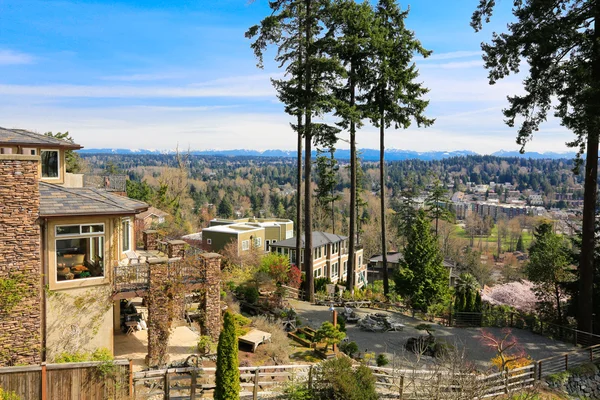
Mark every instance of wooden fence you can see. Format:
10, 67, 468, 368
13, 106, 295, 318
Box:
132, 363, 535, 399
535, 343, 600, 379
0, 360, 131, 400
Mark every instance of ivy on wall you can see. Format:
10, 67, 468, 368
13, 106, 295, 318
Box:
0, 274, 26, 313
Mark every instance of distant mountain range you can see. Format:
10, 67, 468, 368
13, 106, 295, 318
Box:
78, 148, 577, 161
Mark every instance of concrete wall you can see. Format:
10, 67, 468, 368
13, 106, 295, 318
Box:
0, 155, 42, 366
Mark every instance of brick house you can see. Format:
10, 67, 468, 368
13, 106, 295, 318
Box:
268, 232, 367, 288
0, 128, 149, 365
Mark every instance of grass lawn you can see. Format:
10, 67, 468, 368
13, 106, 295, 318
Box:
453, 224, 533, 252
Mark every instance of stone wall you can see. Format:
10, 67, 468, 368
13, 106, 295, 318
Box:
143, 230, 158, 251
547, 368, 600, 398
0, 156, 42, 366
201, 253, 222, 342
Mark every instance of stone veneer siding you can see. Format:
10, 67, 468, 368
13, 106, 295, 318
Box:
201, 253, 222, 342
0, 156, 42, 366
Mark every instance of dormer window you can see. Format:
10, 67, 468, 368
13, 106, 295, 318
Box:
41, 150, 59, 178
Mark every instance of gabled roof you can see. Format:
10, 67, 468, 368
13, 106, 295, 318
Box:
136, 206, 169, 220
0, 127, 83, 149
271, 232, 348, 249
40, 182, 148, 217
369, 252, 404, 264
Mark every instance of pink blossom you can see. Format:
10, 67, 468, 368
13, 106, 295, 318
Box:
480, 280, 537, 312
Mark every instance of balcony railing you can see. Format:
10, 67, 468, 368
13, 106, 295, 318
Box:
113, 259, 207, 295
114, 263, 150, 294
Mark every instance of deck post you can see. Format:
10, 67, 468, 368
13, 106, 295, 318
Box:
253, 368, 259, 400
41, 363, 47, 400
190, 369, 197, 400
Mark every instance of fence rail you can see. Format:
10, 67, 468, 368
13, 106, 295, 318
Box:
535, 344, 600, 379
0, 360, 131, 400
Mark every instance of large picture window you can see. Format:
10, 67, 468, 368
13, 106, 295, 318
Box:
41, 150, 59, 178
55, 224, 104, 282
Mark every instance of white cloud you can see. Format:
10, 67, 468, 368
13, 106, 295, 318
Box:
0, 49, 35, 65
416, 50, 481, 61
100, 72, 185, 81
419, 60, 482, 69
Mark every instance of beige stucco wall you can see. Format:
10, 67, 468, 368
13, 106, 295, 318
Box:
45, 285, 114, 360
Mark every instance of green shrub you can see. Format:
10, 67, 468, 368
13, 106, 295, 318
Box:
376, 353, 389, 367
336, 315, 346, 333
197, 335, 217, 355
0, 388, 21, 400
339, 341, 359, 358
215, 312, 240, 400
569, 362, 598, 376
314, 357, 378, 400
283, 382, 312, 400
546, 371, 570, 385
314, 277, 331, 293
244, 286, 259, 304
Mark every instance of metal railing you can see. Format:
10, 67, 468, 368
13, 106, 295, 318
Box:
113, 263, 150, 293
535, 344, 600, 379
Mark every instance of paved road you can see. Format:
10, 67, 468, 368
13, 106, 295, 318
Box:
289, 299, 574, 370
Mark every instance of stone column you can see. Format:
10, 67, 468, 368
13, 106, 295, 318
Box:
200, 253, 222, 342
0, 155, 41, 366
167, 240, 186, 259
143, 230, 158, 251
145, 258, 171, 367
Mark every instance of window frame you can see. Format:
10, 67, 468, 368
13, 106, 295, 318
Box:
55, 224, 106, 283
207, 238, 212, 245
121, 217, 132, 253
242, 240, 250, 251
41, 149, 60, 179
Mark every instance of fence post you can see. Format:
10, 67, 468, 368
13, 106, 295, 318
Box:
538, 361, 542, 380
41, 362, 47, 400
308, 365, 314, 391
164, 372, 170, 400
129, 360, 133, 398
565, 354, 568, 371
190, 369, 197, 400
590, 347, 594, 362
504, 368, 509, 394
575, 330, 578, 346
253, 368, 259, 400
399, 375, 404, 399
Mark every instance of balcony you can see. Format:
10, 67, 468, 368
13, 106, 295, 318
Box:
112, 259, 206, 300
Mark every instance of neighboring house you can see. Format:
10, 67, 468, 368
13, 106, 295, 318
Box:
136, 206, 169, 229
0, 128, 149, 365
199, 217, 293, 255
368, 252, 458, 286
268, 232, 367, 288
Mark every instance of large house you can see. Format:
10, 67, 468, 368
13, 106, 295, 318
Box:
0, 128, 149, 365
197, 217, 293, 255
368, 251, 459, 286
269, 232, 367, 288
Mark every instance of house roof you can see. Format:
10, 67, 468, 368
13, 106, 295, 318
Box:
39, 182, 148, 217
270, 232, 348, 249
136, 206, 169, 220
369, 252, 404, 264
0, 127, 83, 150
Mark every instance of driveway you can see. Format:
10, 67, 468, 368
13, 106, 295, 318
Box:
289, 299, 574, 370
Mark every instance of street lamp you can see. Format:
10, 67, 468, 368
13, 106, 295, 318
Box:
329, 304, 338, 352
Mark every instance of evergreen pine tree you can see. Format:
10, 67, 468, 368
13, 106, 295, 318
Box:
475, 291, 482, 313
394, 210, 449, 311
215, 312, 240, 400
465, 289, 476, 313
516, 235, 524, 252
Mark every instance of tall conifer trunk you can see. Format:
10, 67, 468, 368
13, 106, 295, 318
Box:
347, 64, 356, 292
295, 27, 303, 275
303, 0, 314, 302
380, 105, 389, 295
578, 6, 600, 333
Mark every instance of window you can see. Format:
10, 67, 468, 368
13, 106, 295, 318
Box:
55, 224, 105, 282
300, 252, 304, 263
254, 237, 262, 247
242, 240, 250, 251
207, 238, 212, 245
343, 261, 348, 276
332, 262, 339, 278
41, 150, 59, 178
358, 256, 362, 267
121, 218, 131, 253
314, 268, 322, 278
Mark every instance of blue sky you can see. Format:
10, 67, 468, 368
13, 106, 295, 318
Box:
0, 0, 572, 153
